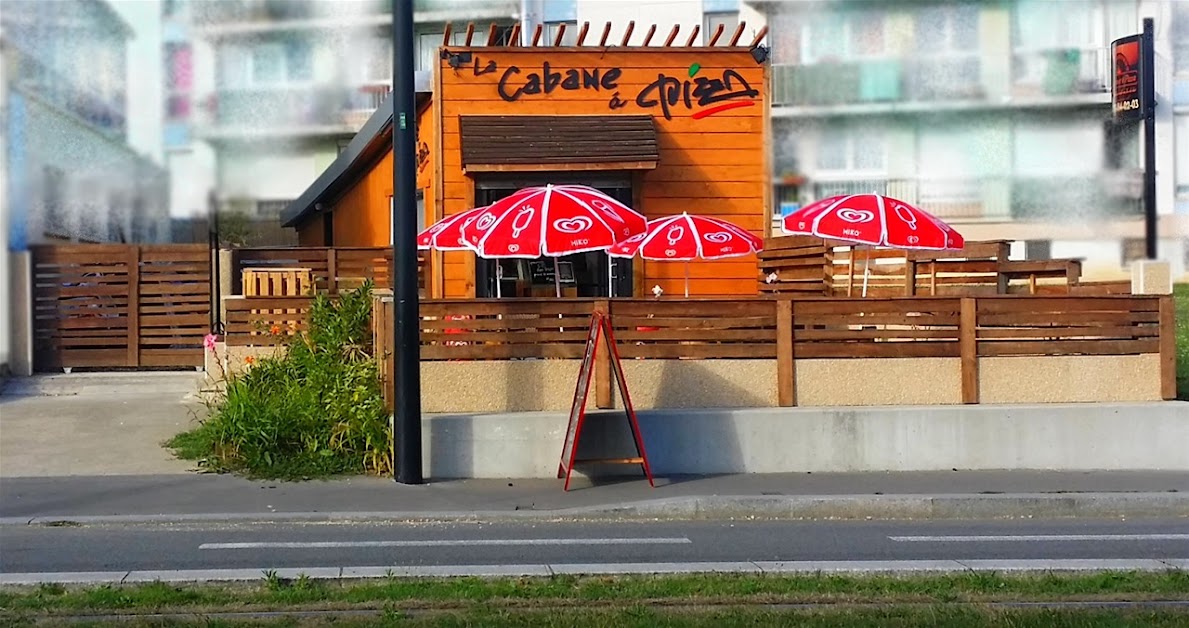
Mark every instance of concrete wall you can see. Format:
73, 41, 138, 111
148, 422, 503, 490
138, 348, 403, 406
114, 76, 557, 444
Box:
420, 359, 778, 413
5, 253, 33, 377
420, 403, 1189, 478
980, 355, 1163, 404
409, 354, 1162, 414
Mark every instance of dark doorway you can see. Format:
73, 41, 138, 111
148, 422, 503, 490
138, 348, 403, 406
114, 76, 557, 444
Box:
473, 174, 635, 298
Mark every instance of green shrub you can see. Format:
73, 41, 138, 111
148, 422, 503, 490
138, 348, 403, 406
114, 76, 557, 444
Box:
170, 283, 391, 479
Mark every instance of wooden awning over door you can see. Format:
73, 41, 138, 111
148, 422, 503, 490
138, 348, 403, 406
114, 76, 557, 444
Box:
459, 115, 659, 173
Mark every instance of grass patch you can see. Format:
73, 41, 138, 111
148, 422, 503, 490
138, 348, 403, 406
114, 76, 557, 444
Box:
1175, 283, 1188, 400
7, 604, 1189, 627
2, 571, 1187, 616
167, 283, 390, 480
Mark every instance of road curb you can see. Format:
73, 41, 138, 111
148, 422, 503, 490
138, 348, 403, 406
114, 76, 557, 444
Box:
2, 559, 1188, 586
1, 492, 1185, 526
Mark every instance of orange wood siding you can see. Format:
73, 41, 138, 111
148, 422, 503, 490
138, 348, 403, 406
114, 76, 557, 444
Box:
296, 102, 437, 249
437, 48, 767, 298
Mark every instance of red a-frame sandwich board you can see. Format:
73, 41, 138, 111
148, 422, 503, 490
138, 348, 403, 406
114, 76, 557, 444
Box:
558, 311, 655, 492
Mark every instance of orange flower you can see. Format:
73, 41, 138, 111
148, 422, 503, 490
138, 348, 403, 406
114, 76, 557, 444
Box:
244, 355, 255, 365
270, 324, 281, 335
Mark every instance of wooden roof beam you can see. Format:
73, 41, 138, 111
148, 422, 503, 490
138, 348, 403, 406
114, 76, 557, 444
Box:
576, 21, 590, 46
552, 22, 567, 46
708, 23, 725, 46
728, 21, 746, 46
486, 23, 498, 46
620, 20, 635, 47
508, 23, 521, 46
464, 22, 475, 46
531, 23, 543, 46
750, 26, 769, 48
684, 25, 700, 47
642, 24, 656, 46
663, 24, 680, 47
441, 22, 452, 46
599, 22, 612, 46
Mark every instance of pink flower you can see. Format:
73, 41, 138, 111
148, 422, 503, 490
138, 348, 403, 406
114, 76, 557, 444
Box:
203, 334, 218, 352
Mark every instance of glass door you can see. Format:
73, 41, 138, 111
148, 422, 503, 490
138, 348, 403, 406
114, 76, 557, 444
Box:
473, 175, 635, 299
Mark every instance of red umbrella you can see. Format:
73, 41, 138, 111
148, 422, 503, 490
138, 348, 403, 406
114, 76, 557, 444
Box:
417, 205, 488, 251
608, 213, 763, 297
780, 194, 965, 296
461, 184, 647, 297
781, 194, 963, 250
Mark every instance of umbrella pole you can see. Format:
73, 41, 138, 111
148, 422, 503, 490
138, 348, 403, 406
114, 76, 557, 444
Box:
553, 257, 562, 299
607, 254, 614, 298
684, 260, 690, 298
494, 261, 502, 299
861, 246, 871, 298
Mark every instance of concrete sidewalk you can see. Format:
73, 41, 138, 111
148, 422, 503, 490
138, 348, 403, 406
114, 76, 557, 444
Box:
2, 470, 1187, 524
0, 372, 206, 477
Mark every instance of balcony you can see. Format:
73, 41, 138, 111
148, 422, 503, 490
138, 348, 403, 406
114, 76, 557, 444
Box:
772, 56, 984, 109
196, 84, 391, 141
1011, 48, 1109, 99
8, 46, 126, 138
784, 175, 1140, 222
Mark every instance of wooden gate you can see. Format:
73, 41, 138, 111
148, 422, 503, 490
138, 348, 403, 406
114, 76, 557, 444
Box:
31, 244, 211, 371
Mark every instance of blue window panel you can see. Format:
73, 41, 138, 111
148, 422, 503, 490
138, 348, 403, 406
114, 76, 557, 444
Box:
542, 0, 576, 23
1175, 78, 1189, 104
164, 123, 191, 148
703, 0, 739, 14
8, 92, 29, 251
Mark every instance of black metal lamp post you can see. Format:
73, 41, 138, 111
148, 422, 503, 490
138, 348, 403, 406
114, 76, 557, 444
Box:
391, 0, 423, 484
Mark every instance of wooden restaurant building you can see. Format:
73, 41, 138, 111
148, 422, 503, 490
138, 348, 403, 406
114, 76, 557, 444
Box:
281, 23, 771, 299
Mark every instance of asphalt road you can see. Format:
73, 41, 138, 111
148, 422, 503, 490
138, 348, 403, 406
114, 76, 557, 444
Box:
2, 518, 1187, 575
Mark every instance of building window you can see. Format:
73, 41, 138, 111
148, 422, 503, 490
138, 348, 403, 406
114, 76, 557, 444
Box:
43, 166, 67, 236
816, 126, 887, 174
1175, 1, 1189, 73
802, 12, 886, 64
1024, 240, 1051, 260
703, 12, 739, 44
544, 21, 578, 46
1121, 238, 1146, 267
361, 38, 391, 83
916, 4, 979, 53
251, 43, 286, 84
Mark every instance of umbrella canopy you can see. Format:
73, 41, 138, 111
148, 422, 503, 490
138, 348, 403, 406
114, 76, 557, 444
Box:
416, 205, 488, 251
608, 213, 763, 260
461, 184, 647, 258
608, 213, 763, 297
781, 194, 964, 251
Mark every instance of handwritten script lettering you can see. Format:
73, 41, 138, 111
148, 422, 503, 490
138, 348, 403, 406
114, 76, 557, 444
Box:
467, 55, 757, 119
636, 69, 758, 120
498, 62, 622, 102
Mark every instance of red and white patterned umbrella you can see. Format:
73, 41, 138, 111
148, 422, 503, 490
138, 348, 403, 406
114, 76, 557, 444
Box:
780, 194, 964, 250
780, 194, 965, 297
608, 213, 763, 297
416, 205, 488, 251
461, 184, 646, 258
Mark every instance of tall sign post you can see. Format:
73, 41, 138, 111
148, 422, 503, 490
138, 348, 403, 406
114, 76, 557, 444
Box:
1112, 19, 1157, 260
391, 0, 423, 484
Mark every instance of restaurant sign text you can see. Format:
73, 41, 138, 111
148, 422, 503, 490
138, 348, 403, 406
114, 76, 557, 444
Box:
466, 55, 758, 120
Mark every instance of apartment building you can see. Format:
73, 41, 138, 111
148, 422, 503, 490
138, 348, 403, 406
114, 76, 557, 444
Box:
751, 0, 1186, 279
169, 0, 520, 240
1, 0, 170, 248
170, 0, 763, 238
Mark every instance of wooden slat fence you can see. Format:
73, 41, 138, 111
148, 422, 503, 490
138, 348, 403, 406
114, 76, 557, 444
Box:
31, 244, 210, 370
757, 235, 832, 296
223, 296, 313, 346
232, 247, 424, 295
229, 294, 1175, 409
